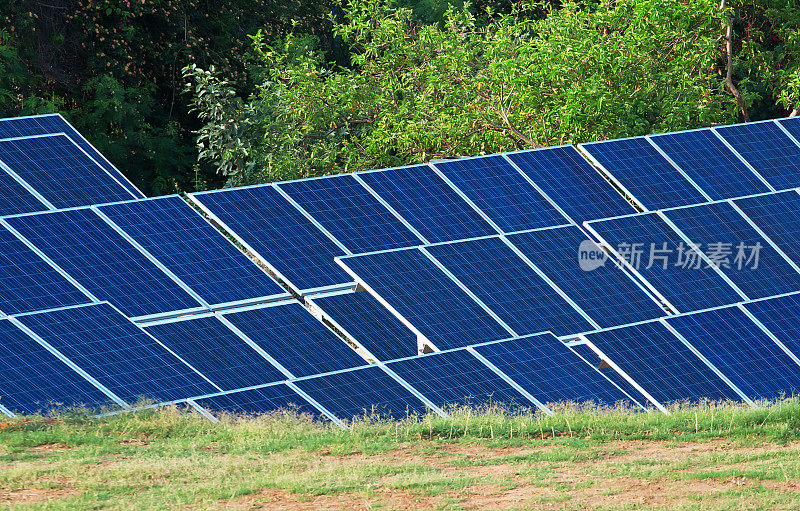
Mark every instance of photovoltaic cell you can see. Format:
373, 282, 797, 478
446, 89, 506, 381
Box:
734, 191, 800, 266
426, 236, 594, 336
293, 365, 428, 421
278, 175, 421, 252
473, 334, 637, 407
5, 209, 203, 318
387, 349, 533, 410
358, 165, 497, 242
664, 201, 800, 299
567, 342, 648, 406
190, 185, 351, 292
15, 303, 216, 403
433, 155, 568, 232
507, 226, 665, 328
506, 146, 635, 221
0, 134, 135, 208
99, 196, 286, 306
649, 129, 771, 199
778, 116, 800, 143
715, 121, 800, 190
579, 137, 707, 209
744, 294, 800, 360
583, 321, 742, 405
0, 114, 143, 198
222, 302, 365, 378
145, 315, 286, 391
312, 291, 419, 361
0, 225, 90, 315
0, 170, 47, 216
0, 319, 114, 415
192, 383, 319, 418
667, 306, 800, 401
585, 212, 744, 312
337, 248, 512, 350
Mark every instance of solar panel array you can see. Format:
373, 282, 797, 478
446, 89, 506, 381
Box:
3, 112, 800, 425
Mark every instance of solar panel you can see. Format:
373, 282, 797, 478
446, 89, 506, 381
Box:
507, 226, 665, 328
191, 383, 321, 418
0, 134, 136, 207
189, 185, 351, 293
648, 129, 772, 199
579, 137, 708, 209
0, 225, 91, 315
145, 315, 287, 391
278, 175, 422, 252
733, 190, 800, 266
292, 365, 429, 421
473, 334, 638, 407
311, 291, 419, 361
666, 306, 800, 401
432, 155, 569, 232
0, 169, 48, 216
336, 248, 512, 350
426, 236, 594, 336
222, 302, 366, 378
506, 146, 635, 221
585, 212, 745, 312
777, 116, 800, 143
663, 201, 800, 299
567, 342, 649, 406
14, 303, 216, 403
0, 114, 143, 198
0, 318, 115, 415
4, 209, 204, 319
357, 165, 497, 242
714, 121, 800, 190
387, 349, 535, 410
98, 196, 287, 307
743, 293, 800, 360
583, 321, 742, 406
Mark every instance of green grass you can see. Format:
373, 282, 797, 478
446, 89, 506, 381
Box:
2, 400, 800, 509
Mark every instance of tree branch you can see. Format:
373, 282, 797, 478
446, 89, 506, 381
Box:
791, 108, 799, 117
721, 7, 749, 122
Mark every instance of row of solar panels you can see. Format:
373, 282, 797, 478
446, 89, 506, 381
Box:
0, 115, 143, 215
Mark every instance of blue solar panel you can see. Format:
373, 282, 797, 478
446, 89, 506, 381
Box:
0, 134, 135, 208
15, 303, 216, 403
507, 226, 665, 328
664, 201, 800, 299
585, 212, 744, 312
278, 175, 421, 253
506, 146, 635, 221
190, 185, 351, 292
432, 155, 568, 232
0, 225, 90, 315
744, 294, 800, 361
0, 114, 143, 198
567, 342, 649, 406
222, 302, 366, 378
293, 365, 428, 421
715, 121, 800, 190
667, 306, 800, 401
777, 116, 800, 143
0, 169, 48, 215
145, 315, 286, 391
5, 209, 203, 318
312, 291, 419, 361
649, 129, 772, 199
0, 318, 114, 414
473, 334, 637, 407
99, 196, 287, 306
426, 236, 594, 336
734, 191, 800, 266
584, 321, 742, 405
387, 349, 534, 410
337, 248, 512, 350
579, 137, 707, 209
358, 165, 497, 242
192, 383, 320, 417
